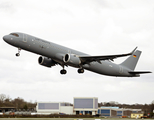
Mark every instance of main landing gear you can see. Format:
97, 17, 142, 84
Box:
16, 48, 21, 57
78, 68, 84, 74
60, 68, 84, 75
60, 69, 67, 74
60, 64, 67, 75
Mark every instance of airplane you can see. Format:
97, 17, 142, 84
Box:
3, 32, 151, 77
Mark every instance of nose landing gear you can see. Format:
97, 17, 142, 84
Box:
16, 48, 21, 57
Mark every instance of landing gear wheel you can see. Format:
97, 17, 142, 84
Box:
60, 69, 67, 75
16, 48, 21, 57
78, 69, 84, 74
16, 53, 20, 56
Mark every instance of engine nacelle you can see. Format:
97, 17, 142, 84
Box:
38, 56, 56, 67
63, 54, 81, 65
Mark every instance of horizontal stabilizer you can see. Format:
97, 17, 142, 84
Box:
129, 71, 152, 74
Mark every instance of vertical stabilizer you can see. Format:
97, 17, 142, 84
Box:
120, 50, 141, 70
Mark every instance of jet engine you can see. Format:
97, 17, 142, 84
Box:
63, 54, 81, 65
38, 56, 56, 67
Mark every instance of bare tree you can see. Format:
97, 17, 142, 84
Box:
0, 94, 6, 103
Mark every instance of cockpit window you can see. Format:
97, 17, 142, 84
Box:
10, 33, 19, 37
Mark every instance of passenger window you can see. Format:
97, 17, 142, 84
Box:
10, 33, 19, 37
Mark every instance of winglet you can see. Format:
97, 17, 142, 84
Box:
122, 47, 138, 56
131, 47, 138, 55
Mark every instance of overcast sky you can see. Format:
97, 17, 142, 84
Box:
0, 0, 154, 105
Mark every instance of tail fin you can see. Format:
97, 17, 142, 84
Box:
120, 50, 141, 70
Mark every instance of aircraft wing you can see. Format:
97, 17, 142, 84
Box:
79, 47, 137, 64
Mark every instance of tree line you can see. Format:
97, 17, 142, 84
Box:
0, 94, 36, 111
0, 94, 154, 116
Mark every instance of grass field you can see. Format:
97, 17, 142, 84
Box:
0, 118, 154, 120
0, 118, 101, 120
0, 118, 153, 120
0, 118, 99, 120
0, 118, 112, 120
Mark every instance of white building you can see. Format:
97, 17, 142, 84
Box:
36, 102, 73, 115
98, 107, 142, 117
36, 98, 142, 117
73, 97, 98, 115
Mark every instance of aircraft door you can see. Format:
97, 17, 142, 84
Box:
23, 34, 27, 42
119, 66, 123, 74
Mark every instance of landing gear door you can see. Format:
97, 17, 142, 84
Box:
119, 66, 123, 74
23, 34, 27, 42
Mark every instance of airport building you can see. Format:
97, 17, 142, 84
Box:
36, 97, 142, 117
73, 97, 98, 115
97, 107, 142, 117
36, 102, 73, 115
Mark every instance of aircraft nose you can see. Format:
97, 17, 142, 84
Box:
3, 35, 8, 42
3, 35, 10, 43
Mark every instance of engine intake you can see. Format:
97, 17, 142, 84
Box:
38, 56, 56, 67
63, 54, 81, 65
